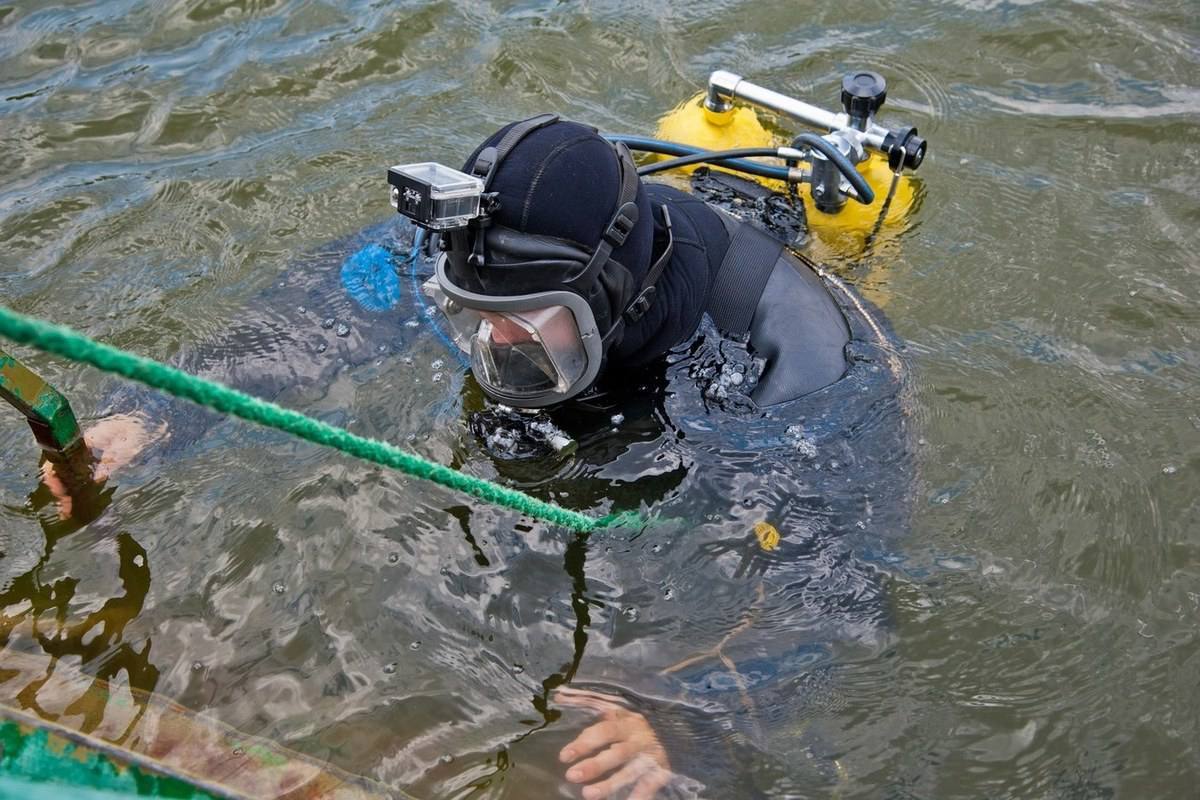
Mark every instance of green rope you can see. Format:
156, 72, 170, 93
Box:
0, 305, 634, 534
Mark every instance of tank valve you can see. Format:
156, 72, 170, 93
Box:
703, 68, 929, 174
840, 70, 888, 131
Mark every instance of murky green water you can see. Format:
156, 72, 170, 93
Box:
2, 1, 1198, 797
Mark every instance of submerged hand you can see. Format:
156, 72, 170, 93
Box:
557, 687, 673, 800
40, 414, 162, 519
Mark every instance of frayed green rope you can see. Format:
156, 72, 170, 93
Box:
0, 305, 636, 534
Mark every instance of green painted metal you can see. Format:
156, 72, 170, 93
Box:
0, 346, 83, 456
0, 717, 221, 799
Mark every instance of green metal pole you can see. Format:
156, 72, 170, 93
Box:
0, 347, 84, 460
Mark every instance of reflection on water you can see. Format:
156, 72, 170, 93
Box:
2, 0, 1199, 797
2, 489, 153, 713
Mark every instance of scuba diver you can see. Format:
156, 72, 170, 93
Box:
21, 71, 927, 799
406, 112, 857, 411
387, 110, 918, 799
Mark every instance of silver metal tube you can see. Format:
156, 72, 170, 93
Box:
706, 70, 890, 151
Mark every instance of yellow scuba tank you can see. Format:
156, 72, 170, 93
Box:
655, 94, 781, 179
654, 91, 920, 263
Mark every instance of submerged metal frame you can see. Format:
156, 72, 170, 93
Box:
0, 347, 84, 459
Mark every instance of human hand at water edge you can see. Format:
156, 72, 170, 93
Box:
557, 687, 673, 799
39, 413, 162, 520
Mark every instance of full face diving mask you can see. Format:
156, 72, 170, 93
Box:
388, 113, 672, 408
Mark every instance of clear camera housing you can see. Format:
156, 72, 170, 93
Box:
387, 162, 483, 230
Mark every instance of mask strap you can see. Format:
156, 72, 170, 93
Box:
620, 205, 673, 325
467, 113, 561, 270
470, 113, 560, 190
566, 142, 641, 292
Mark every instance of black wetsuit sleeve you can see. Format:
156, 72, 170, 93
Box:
695, 207, 851, 406
748, 253, 850, 406
97, 220, 423, 455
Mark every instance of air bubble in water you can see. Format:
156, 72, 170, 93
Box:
335, 322, 351, 337
511, 664, 525, 675
405, 319, 420, 328
191, 661, 203, 671
621, 606, 639, 621
297, 305, 307, 314
383, 662, 397, 675
1163, 465, 1177, 475
388, 553, 400, 564
272, 581, 285, 594
410, 641, 422, 651
784, 424, 818, 458
315, 342, 327, 353
322, 317, 336, 330
611, 413, 624, 426
431, 358, 445, 370
432, 372, 444, 383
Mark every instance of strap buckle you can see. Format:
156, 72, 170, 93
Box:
624, 286, 656, 323
604, 201, 639, 247
472, 146, 497, 179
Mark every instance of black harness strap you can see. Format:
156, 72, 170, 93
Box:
707, 213, 784, 335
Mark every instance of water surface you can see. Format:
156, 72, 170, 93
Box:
1, 1, 1198, 797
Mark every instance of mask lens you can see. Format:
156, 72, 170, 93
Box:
470, 306, 587, 398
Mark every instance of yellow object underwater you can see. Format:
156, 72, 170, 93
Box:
654, 93, 919, 259
753, 521, 781, 551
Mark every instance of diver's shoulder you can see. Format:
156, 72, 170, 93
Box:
645, 182, 727, 226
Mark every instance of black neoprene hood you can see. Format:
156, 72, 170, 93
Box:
458, 119, 656, 340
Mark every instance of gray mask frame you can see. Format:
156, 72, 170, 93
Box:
434, 254, 604, 408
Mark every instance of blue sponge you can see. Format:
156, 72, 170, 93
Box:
340, 244, 401, 311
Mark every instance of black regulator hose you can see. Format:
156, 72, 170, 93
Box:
792, 133, 874, 205
603, 135, 792, 182
635, 146, 790, 178
605, 133, 875, 205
